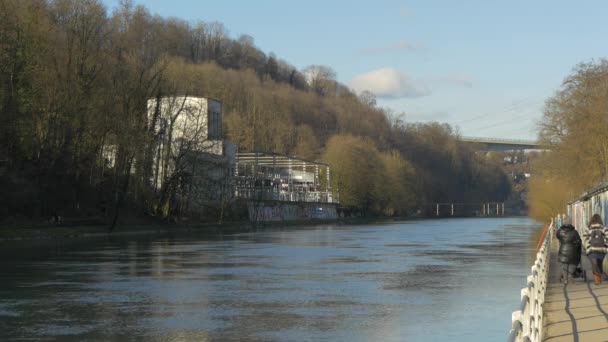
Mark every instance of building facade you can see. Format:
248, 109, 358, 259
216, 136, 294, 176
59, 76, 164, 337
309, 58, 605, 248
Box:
147, 96, 235, 212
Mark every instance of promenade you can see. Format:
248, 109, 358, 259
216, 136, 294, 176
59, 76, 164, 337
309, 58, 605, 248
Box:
543, 236, 608, 341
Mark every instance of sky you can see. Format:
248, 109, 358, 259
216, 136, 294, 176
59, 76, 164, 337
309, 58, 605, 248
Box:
102, 0, 608, 140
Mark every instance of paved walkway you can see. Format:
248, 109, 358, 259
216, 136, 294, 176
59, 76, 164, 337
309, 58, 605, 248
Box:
543, 237, 608, 341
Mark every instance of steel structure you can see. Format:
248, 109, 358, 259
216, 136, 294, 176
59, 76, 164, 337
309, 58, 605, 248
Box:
461, 137, 549, 151
234, 151, 337, 203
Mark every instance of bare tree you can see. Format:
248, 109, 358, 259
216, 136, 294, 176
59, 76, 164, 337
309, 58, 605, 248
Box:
303, 64, 337, 96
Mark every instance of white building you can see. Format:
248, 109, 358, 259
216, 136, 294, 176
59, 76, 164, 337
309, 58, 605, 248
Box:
147, 96, 223, 154
147, 96, 235, 207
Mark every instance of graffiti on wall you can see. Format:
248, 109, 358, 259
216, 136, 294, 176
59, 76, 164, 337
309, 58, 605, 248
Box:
569, 187, 608, 234
248, 201, 338, 222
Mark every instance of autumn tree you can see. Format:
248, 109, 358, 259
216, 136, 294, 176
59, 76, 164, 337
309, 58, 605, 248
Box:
531, 60, 608, 220
303, 65, 337, 96
322, 135, 378, 210
0, 0, 514, 222
377, 150, 416, 215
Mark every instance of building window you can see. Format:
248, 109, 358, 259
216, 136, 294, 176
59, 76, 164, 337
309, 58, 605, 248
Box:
208, 110, 221, 140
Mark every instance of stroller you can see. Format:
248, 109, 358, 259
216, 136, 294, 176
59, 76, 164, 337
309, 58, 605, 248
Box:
564, 243, 587, 283
572, 265, 587, 281
561, 264, 586, 284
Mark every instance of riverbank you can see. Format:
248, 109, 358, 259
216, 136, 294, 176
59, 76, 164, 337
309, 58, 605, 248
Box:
0, 220, 247, 243
0, 215, 528, 244
0, 216, 374, 244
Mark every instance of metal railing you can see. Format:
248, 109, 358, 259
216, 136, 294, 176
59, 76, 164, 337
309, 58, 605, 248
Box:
234, 189, 337, 204
461, 137, 541, 145
508, 219, 553, 342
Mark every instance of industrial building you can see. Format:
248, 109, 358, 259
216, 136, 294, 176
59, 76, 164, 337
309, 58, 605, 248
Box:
146, 95, 338, 221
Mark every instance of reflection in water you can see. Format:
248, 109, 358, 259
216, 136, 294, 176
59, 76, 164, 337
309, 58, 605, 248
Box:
0, 218, 538, 341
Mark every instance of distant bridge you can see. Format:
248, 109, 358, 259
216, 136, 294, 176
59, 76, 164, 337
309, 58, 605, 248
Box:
460, 137, 549, 151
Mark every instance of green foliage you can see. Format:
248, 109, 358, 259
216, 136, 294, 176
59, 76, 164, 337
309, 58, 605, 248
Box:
322, 135, 384, 211
376, 150, 416, 215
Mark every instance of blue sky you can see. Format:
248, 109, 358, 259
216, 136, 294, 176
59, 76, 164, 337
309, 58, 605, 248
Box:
102, 0, 608, 140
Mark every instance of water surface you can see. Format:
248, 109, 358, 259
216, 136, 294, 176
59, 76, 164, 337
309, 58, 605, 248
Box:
0, 217, 539, 341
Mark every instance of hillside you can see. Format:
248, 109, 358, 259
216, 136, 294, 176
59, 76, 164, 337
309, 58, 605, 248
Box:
0, 0, 513, 222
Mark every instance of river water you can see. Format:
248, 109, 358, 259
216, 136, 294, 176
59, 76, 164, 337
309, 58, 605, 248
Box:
0, 217, 539, 341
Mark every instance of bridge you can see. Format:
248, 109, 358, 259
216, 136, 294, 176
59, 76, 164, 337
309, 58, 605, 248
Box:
461, 137, 548, 151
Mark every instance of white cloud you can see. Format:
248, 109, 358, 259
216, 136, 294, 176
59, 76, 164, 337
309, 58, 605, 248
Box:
359, 40, 423, 55
350, 68, 430, 99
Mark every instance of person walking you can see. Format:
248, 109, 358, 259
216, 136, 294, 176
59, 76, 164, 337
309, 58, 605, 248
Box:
583, 214, 608, 285
556, 216, 582, 285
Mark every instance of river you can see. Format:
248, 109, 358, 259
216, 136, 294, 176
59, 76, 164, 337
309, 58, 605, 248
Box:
0, 217, 539, 341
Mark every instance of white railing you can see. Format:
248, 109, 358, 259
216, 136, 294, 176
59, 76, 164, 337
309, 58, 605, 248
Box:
508, 219, 553, 342
234, 189, 337, 204
461, 136, 541, 145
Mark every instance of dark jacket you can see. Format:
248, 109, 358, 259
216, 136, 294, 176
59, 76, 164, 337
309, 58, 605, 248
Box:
557, 224, 582, 264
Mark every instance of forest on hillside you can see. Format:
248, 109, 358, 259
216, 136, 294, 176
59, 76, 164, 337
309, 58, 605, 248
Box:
0, 0, 513, 223
530, 59, 608, 220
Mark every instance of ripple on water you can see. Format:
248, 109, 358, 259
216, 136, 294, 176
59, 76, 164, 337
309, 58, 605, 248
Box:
0, 217, 540, 342
384, 243, 429, 248
32, 323, 95, 336
0, 309, 20, 318
324, 257, 382, 263
381, 264, 459, 290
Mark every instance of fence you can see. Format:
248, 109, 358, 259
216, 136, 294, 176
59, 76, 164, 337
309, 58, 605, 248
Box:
508, 220, 553, 342
508, 181, 608, 341
234, 188, 336, 204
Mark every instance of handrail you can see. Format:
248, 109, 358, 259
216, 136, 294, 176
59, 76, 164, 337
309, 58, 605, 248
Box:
535, 222, 551, 251
508, 219, 553, 342
461, 137, 541, 145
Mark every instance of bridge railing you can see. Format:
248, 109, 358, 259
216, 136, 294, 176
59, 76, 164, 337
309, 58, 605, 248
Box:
508, 219, 553, 342
461, 136, 541, 145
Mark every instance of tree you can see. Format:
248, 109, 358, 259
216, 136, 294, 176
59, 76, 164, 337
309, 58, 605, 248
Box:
303, 64, 337, 96
148, 59, 224, 220
531, 60, 608, 220
358, 90, 377, 107
322, 135, 384, 212
266, 53, 279, 80
206, 21, 227, 63
378, 150, 416, 215
293, 124, 319, 161
0, 0, 514, 223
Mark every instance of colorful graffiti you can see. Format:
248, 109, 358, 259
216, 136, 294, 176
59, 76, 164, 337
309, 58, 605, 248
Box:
568, 185, 608, 233
248, 201, 338, 222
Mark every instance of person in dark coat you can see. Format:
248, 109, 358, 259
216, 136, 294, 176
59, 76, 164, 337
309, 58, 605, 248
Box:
556, 216, 582, 285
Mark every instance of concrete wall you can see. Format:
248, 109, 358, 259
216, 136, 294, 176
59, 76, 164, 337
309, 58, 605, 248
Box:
248, 201, 338, 222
